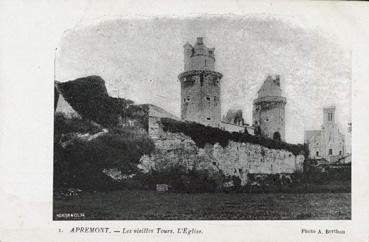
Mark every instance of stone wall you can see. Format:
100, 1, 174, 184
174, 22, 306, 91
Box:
253, 99, 286, 140
141, 117, 304, 185
179, 70, 222, 127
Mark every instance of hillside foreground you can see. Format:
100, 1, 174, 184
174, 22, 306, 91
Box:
54, 190, 350, 220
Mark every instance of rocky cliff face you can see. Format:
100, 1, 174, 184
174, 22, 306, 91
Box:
211, 141, 304, 185
141, 117, 304, 185
140, 127, 214, 170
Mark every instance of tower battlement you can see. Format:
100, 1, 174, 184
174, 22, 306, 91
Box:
183, 37, 216, 71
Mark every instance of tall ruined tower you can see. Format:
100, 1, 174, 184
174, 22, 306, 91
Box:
178, 37, 223, 127
253, 75, 287, 141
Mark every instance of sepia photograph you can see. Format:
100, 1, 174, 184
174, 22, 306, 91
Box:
53, 15, 352, 221
3, 0, 369, 241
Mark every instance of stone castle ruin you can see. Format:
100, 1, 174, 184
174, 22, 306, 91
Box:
144, 37, 305, 184
54, 37, 309, 186
178, 37, 287, 138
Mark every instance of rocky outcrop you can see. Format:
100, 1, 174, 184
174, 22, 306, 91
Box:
141, 116, 304, 185
55, 76, 148, 128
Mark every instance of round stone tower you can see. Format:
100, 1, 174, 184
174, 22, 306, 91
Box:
252, 75, 287, 141
178, 37, 223, 127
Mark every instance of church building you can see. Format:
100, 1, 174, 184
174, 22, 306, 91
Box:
304, 106, 346, 163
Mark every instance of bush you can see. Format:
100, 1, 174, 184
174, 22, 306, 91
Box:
54, 117, 155, 191
56, 76, 149, 129
54, 113, 101, 137
135, 165, 224, 193
160, 118, 308, 156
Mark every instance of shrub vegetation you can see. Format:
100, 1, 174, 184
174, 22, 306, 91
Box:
54, 114, 154, 191
56, 76, 149, 129
160, 118, 308, 156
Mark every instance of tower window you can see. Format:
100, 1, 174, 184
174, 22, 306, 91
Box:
184, 96, 190, 103
273, 132, 281, 141
316, 151, 319, 156
339, 151, 342, 155
266, 118, 269, 122
328, 113, 333, 121
214, 96, 218, 106
206, 117, 211, 120
206, 96, 211, 101
329, 149, 332, 155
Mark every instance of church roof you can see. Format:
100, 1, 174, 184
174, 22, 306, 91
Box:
304, 130, 321, 143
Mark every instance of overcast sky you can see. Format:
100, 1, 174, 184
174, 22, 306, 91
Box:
56, 16, 351, 144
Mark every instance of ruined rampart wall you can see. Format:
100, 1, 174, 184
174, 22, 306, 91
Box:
141, 117, 304, 185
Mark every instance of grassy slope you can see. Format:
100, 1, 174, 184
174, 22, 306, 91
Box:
54, 189, 350, 220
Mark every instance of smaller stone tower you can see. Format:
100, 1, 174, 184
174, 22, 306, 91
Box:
178, 37, 223, 127
253, 74, 287, 141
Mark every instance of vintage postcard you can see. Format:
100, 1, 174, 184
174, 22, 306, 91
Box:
1, 1, 369, 242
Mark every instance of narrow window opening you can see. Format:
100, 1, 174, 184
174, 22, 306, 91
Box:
328, 113, 333, 121
200, 74, 204, 86
273, 132, 281, 141
206, 117, 211, 120
316, 151, 319, 156
329, 149, 333, 155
